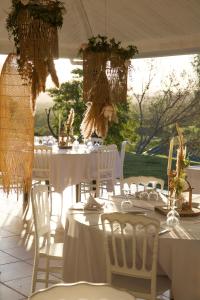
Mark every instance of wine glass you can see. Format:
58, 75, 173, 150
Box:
148, 189, 159, 201
86, 140, 93, 152
73, 135, 79, 152
139, 189, 149, 201
166, 197, 180, 228
121, 186, 133, 211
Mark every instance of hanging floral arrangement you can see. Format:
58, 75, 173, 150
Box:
79, 35, 138, 139
6, 0, 65, 111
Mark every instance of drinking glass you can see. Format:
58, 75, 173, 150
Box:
166, 197, 180, 228
73, 135, 79, 152
139, 190, 149, 201
121, 187, 133, 210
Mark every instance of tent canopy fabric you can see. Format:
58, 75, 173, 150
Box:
1, 0, 200, 58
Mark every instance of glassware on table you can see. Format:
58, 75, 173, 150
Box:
104, 192, 114, 211
121, 187, 133, 210
139, 190, 149, 201
166, 197, 180, 228
73, 135, 79, 152
86, 140, 93, 152
148, 189, 159, 201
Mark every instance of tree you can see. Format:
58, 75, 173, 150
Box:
47, 69, 86, 139
132, 61, 200, 154
47, 68, 132, 145
104, 101, 134, 148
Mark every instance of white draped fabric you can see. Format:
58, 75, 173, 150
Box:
33, 146, 121, 193
63, 198, 200, 300
186, 166, 200, 194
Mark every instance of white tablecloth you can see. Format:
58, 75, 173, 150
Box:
34, 146, 121, 193
186, 165, 200, 193
63, 198, 200, 300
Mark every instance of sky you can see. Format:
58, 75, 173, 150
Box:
0, 53, 196, 103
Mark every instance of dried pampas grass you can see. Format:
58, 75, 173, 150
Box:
81, 71, 117, 139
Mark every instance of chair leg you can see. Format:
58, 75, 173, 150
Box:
31, 253, 39, 293
45, 256, 50, 288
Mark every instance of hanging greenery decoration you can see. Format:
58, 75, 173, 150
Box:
80, 35, 138, 138
79, 35, 138, 59
6, 0, 65, 111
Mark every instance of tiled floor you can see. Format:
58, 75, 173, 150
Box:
0, 187, 170, 300
0, 188, 68, 300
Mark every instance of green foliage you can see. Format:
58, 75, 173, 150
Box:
123, 152, 200, 189
79, 35, 138, 59
47, 68, 136, 144
6, 0, 65, 54
34, 108, 50, 136
47, 69, 86, 137
105, 101, 136, 148
124, 152, 169, 187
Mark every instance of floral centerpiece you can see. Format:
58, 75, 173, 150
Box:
59, 108, 74, 148
168, 124, 191, 210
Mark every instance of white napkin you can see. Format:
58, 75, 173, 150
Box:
84, 194, 104, 211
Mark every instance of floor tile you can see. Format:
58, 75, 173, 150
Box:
0, 236, 21, 251
4, 247, 34, 261
5, 275, 33, 297
6, 274, 61, 298
0, 261, 33, 282
0, 282, 25, 300
0, 228, 17, 238
0, 250, 19, 265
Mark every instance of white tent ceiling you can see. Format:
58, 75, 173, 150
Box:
1, 0, 200, 58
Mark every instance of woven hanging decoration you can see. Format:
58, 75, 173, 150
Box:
81, 70, 117, 139
80, 35, 138, 138
0, 54, 34, 193
6, 0, 65, 111
83, 51, 129, 104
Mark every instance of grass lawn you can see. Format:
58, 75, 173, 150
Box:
124, 152, 200, 188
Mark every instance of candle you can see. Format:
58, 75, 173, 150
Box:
167, 137, 174, 175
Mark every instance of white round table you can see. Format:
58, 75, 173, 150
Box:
63, 197, 200, 300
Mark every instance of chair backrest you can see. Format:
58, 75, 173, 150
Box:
120, 141, 128, 180
96, 145, 117, 182
31, 184, 51, 250
101, 212, 160, 299
33, 145, 52, 180
28, 282, 135, 300
121, 176, 164, 194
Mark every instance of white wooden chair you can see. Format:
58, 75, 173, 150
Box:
101, 212, 171, 300
28, 282, 135, 300
32, 145, 52, 183
119, 141, 128, 181
121, 176, 164, 195
80, 145, 118, 198
31, 184, 63, 293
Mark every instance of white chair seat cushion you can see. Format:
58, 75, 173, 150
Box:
40, 243, 63, 259
112, 274, 171, 299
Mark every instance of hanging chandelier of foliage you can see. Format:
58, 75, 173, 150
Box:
80, 35, 138, 139
6, 0, 65, 111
